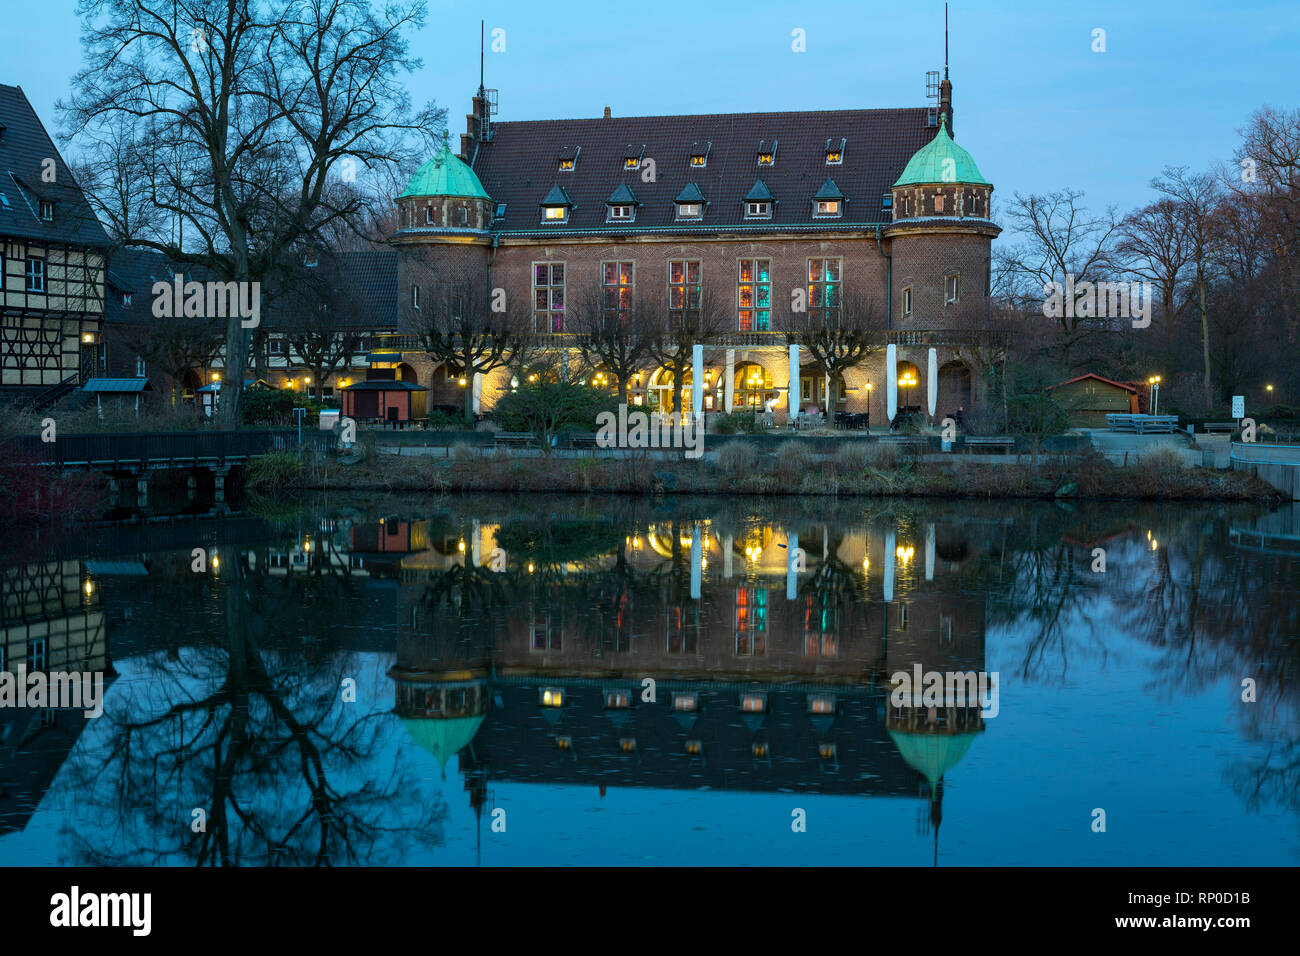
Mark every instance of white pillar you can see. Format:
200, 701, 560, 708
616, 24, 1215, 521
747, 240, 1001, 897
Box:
690, 523, 702, 600
723, 534, 734, 578
925, 523, 935, 582
884, 529, 895, 603
691, 344, 704, 426
886, 343, 898, 422
472, 372, 482, 414
788, 344, 800, 424
724, 348, 735, 413
472, 519, 481, 568
786, 532, 799, 601
927, 347, 938, 418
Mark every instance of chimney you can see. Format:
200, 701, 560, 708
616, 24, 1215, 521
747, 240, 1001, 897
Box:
461, 90, 491, 162
939, 77, 953, 137
603, 106, 611, 119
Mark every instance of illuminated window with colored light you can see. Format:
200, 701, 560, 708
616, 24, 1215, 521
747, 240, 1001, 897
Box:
685, 740, 703, 756
602, 261, 634, 321
673, 692, 698, 712
734, 585, 768, 657
690, 154, 706, 167
667, 603, 699, 655
559, 158, 575, 171
737, 259, 771, 331
826, 150, 842, 164
543, 205, 567, 221
533, 262, 565, 333
808, 258, 841, 328
624, 156, 640, 170
668, 259, 701, 328
815, 199, 840, 217
619, 738, 637, 753
757, 152, 774, 166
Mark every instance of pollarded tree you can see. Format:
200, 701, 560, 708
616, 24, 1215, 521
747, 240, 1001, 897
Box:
61, 0, 443, 429
274, 255, 368, 402
568, 285, 659, 405
647, 288, 729, 416
408, 264, 535, 424
779, 290, 884, 421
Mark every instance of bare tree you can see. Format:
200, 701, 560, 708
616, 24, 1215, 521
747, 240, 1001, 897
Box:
647, 288, 728, 415
568, 285, 659, 404
125, 312, 225, 406
275, 259, 368, 401
61, 0, 442, 429
408, 263, 534, 424
1153, 167, 1224, 410
778, 291, 884, 421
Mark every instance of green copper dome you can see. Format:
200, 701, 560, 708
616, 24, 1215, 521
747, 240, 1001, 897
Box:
403, 716, 486, 776
893, 117, 988, 187
888, 730, 979, 787
399, 136, 490, 200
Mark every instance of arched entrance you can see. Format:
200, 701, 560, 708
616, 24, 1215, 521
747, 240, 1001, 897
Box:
895, 361, 922, 417
649, 366, 723, 413
733, 361, 772, 410
397, 362, 418, 383
937, 361, 972, 422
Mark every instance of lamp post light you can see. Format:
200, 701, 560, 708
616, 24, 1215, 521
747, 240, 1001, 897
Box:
898, 372, 918, 425
1147, 375, 1161, 416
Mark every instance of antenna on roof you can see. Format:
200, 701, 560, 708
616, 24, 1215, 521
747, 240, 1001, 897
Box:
479, 19, 485, 96
944, 3, 949, 79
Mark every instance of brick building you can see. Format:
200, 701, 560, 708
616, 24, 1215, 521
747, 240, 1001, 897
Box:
391, 68, 1001, 424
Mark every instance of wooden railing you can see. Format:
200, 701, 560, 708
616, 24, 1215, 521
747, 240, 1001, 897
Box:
3, 428, 335, 470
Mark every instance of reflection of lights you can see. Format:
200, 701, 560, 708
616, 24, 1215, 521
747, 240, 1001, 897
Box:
685, 740, 702, 755
83, 579, 94, 596
303, 539, 312, 552
527, 562, 535, 573
862, 557, 870, 570
620, 738, 636, 753
458, 377, 467, 386
700, 557, 707, 570
1151, 539, 1159, 551
752, 742, 768, 758
541, 688, 563, 707
212, 554, 220, 570
555, 736, 572, 749
895, 545, 914, 563
632, 536, 641, 549
457, 539, 466, 552
741, 694, 766, 713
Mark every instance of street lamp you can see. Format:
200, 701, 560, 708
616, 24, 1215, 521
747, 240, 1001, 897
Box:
1147, 375, 1161, 415
898, 371, 918, 422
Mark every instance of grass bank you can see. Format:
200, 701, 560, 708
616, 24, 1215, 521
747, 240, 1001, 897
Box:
294, 442, 1279, 501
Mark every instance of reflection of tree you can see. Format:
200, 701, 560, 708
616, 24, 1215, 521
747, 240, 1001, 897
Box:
59, 557, 445, 866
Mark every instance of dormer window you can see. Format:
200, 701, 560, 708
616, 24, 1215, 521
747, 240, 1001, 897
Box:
605, 184, 639, 224
689, 141, 711, 168
815, 200, 840, 217
540, 185, 574, 224
674, 183, 706, 221
690, 155, 705, 167
882, 193, 893, 210
825, 137, 846, 164
608, 204, 634, 221
756, 139, 777, 166
758, 153, 773, 165
38, 199, 54, 221
623, 157, 639, 169
559, 159, 574, 171
812, 178, 844, 218
623, 145, 645, 171
558, 145, 580, 172
494, 202, 507, 219
746, 201, 771, 219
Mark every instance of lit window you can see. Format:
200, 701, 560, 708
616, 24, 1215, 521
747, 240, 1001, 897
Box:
672, 692, 698, 712
808, 258, 841, 327
540, 687, 565, 707
533, 261, 566, 332
559, 158, 575, 170
737, 259, 771, 332
556, 735, 572, 749
807, 695, 836, 715
815, 200, 840, 217
676, 202, 702, 220
601, 260, 634, 320
745, 201, 771, 219
543, 205, 567, 221
605, 689, 631, 709
691, 155, 706, 167
624, 156, 640, 170
667, 259, 701, 328
758, 152, 774, 166
945, 274, 959, 305
902, 286, 913, 316
122, 293, 132, 306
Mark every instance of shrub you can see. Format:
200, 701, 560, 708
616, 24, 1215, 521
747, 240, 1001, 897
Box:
241, 389, 325, 426
450, 441, 478, 462
1140, 446, 1186, 473
715, 440, 758, 476
246, 451, 304, 493
839, 441, 899, 471
772, 441, 819, 480
712, 410, 762, 435
426, 408, 461, 429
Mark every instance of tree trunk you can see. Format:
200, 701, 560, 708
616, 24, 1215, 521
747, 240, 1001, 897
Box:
1199, 273, 1213, 412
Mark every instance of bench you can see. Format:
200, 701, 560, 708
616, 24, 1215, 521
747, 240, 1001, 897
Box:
1203, 422, 1238, 433
493, 432, 535, 449
567, 434, 600, 450
1106, 414, 1179, 434
964, 436, 1016, 454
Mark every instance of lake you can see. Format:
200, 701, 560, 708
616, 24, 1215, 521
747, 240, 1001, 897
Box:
1, 494, 1297, 866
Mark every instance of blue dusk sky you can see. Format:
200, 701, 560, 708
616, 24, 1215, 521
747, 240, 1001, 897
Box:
2, 0, 1297, 221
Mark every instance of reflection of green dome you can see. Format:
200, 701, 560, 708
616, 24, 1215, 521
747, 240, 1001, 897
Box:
893, 117, 988, 187
403, 716, 485, 773
398, 140, 490, 200
888, 730, 978, 787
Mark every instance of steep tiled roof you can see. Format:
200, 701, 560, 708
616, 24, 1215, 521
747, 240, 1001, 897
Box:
472, 107, 938, 234
0, 84, 110, 248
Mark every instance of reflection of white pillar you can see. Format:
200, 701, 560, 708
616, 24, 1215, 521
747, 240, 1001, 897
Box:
724, 349, 735, 412
690, 523, 702, 600
472, 372, 482, 414
472, 519, 481, 567
886, 344, 898, 422
927, 347, 938, 418
724, 534, 733, 578
884, 529, 895, 603
925, 523, 935, 582
786, 532, 799, 600
788, 345, 800, 423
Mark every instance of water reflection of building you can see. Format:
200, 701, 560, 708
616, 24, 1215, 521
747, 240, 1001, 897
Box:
1, 560, 114, 835
380, 513, 993, 861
